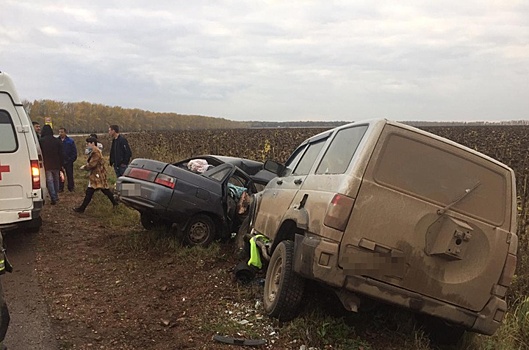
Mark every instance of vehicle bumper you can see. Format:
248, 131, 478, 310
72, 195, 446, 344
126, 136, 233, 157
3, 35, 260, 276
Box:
116, 178, 172, 214
0, 198, 43, 230
343, 275, 505, 335
292, 233, 505, 335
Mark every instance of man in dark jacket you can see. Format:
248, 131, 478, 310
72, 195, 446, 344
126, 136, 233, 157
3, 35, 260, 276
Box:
39, 125, 64, 205
58, 127, 77, 192
108, 124, 132, 178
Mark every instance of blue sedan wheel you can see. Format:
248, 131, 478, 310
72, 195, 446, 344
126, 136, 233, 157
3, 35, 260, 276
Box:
184, 214, 216, 247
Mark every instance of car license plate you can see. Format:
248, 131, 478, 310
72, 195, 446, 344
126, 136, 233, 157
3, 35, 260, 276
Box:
121, 183, 141, 196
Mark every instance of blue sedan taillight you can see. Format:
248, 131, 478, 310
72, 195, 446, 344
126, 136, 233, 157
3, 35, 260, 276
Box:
128, 168, 157, 182
155, 174, 176, 189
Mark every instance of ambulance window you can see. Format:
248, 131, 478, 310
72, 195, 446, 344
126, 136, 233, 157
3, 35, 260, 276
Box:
0, 110, 17, 153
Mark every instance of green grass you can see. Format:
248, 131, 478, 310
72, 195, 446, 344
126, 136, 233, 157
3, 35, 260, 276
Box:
467, 297, 529, 350
283, 311, 373, 350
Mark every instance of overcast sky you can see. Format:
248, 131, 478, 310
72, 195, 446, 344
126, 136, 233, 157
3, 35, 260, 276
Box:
1, 1, 528, 122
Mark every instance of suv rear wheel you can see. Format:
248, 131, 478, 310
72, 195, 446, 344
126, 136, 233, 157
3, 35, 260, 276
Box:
263, 240, 305, 321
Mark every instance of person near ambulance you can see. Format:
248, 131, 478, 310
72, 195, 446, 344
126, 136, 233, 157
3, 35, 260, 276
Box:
32, 121, 41, 140
39, 125, 64, 205
58, 127, 77, 193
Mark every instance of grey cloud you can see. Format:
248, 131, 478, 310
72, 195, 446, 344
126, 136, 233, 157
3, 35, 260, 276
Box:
1, 1, 528, 121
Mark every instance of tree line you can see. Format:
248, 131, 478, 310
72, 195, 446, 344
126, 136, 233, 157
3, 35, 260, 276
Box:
23, 99, 528, 133
24, 99, 250, 133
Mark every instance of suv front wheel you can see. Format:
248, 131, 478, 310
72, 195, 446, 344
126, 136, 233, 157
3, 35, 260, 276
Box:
263, 240, 305, 321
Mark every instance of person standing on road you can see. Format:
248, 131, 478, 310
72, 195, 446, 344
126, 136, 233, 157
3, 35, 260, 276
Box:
73, 137, 118, 213
39, 125, 64, 205
108, 124, 132, 178
58, 127, 77, 192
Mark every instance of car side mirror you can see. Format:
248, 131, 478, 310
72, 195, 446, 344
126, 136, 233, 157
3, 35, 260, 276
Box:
263, 160, 286, 177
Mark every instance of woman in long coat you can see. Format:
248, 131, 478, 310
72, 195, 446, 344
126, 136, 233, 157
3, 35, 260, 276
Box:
73, 137, 118, 213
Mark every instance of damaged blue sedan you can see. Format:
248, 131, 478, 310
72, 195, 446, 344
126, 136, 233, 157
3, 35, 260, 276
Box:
116, 155, 275, 247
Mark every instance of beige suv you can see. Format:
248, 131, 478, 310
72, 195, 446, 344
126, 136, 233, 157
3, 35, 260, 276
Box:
247, 119, 517, 342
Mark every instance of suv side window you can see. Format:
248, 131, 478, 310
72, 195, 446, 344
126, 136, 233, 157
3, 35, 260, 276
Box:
283, 145, 306, 176
0, 110, 17, 153
292, 139, 327, 176
316, 125, 368, 174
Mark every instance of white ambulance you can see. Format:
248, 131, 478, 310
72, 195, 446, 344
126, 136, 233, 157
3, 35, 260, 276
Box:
0, 71, 45, 232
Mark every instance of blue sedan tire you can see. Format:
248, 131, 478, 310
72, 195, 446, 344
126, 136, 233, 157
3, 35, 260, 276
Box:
184, 214, 216, 247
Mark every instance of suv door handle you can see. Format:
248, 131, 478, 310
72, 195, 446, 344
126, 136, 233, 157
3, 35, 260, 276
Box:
276, 179, 283, 185
294, 179, 302, 185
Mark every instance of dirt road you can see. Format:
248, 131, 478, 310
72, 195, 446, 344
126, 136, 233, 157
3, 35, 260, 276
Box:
0, 192, 270, 350
3, 230, 58, 350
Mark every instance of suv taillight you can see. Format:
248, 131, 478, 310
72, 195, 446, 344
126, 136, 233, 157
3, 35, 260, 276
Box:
31, 159, 40, 189
324, 194, 355, 231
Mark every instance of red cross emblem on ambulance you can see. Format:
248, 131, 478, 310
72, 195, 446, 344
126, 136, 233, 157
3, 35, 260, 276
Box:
0, 162, 10, 180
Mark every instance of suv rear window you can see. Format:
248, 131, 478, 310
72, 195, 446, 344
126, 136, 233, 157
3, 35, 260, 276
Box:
0, 110, 17, 153
374, 133, 507, 225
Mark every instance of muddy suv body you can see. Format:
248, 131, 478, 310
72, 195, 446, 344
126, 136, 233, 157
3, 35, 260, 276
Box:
249, 119, 517, 337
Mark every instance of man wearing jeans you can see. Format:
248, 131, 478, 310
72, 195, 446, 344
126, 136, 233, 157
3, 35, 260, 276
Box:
58, 127, 77, 192
108, 125, 132, 178
39, 125, 64, 205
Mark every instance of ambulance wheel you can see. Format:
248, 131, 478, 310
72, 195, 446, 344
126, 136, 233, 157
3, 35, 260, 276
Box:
263, 240, 305, 321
